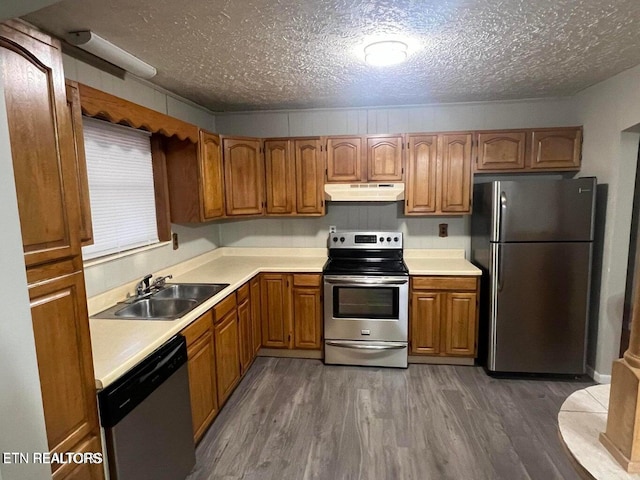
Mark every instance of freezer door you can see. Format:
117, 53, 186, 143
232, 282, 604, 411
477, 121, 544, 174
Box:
493, 177, 596, 242
488, 242, 591, 374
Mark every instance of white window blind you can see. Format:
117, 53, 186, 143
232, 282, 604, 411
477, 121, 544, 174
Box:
81, 118, 159, 261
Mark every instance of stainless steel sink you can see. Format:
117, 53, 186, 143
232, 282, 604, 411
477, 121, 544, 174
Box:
92, 282, 230, 320
153, 283, 228, 301
113, 298, 198, 319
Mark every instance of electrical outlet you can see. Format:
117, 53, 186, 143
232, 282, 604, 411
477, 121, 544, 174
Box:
439, 223, 448, 237
172, 232, 179, 250
329, 225, 337, 233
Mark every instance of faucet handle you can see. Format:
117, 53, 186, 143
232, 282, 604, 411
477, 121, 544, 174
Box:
152, 274, 173, 289
135, 274, 153, 295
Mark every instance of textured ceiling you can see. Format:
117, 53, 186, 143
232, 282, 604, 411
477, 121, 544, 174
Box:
24, 0, 640, 112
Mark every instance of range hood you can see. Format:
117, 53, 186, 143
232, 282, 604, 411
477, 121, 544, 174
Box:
324, 183, 405, 202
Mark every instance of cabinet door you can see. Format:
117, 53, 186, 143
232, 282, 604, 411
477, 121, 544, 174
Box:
326, 136, 363, 182
53, 435, 104, 480
65, 80, 93, 245
367, 135, 403, 181
223, 137, 264, 215
294, 138, 325, 214
186, 331, 218, 442
260, 274, 293, 348
265, 139, 295, 214
200, 131, 225, 219
475, 131, 526, 171
530, 128, 582, 170
1, 22, 81, 268
214, 310, 241, 406
410, 291, 441, 355
439, 133, 472, 213
293, 282, 322, 350
405, 135, 438, 214
443, 292, 477, 356
250, 276, 262, 355
238, 295, 254, 373
29, 271, 101, 472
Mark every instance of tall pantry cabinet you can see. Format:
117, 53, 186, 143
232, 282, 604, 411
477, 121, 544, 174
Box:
0, 20, 103, 479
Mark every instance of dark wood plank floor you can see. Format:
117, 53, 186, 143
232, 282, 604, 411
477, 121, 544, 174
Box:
187, 357, 592, 480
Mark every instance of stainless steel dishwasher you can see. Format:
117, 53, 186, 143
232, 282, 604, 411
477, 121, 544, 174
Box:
98, 335, 195, 480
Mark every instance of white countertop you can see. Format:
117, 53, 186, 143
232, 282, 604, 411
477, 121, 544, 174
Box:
88, 247, 480, 389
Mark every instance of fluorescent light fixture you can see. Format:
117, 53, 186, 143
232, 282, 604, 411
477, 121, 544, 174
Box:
364, 40, 408, 67
66, 31, 157, 79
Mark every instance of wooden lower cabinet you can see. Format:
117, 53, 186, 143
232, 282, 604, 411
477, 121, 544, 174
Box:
182, 311, 218, 443
250, 276, 262, 355
292, 274, 323, 350
237, 283, 254, 374
410, 276, 479, 358
261, 274, 293, 348
214, 297, 241, 406
54, 435, 104, 480
29, 271, 102, 477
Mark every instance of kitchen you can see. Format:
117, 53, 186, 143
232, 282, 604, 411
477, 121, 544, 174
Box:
1, 1, 640, 479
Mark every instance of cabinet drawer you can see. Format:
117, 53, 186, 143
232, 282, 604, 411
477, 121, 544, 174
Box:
293, 274, 322, 287
237, 282, 250, 302
181, 310, 213, 346
412, 276, 477, 291
213, 293, 237, 322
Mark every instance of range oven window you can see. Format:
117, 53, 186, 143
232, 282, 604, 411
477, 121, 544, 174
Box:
333, 286, 399, 319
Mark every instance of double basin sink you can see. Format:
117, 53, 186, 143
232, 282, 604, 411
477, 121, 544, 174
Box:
92, 283, 230, 320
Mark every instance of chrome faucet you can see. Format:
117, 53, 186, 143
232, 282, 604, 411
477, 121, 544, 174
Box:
135, 274, 153, 297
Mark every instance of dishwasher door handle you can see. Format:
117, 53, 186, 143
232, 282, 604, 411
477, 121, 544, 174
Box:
326, 340, 407, 350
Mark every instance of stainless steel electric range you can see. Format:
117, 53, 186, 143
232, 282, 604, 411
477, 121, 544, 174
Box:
323, 231, 409, 368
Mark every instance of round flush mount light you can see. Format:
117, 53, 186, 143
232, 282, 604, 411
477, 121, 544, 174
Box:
364, 40, 408, 67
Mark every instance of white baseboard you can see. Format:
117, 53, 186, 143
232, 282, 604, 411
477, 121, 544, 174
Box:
586, 365, 612, 384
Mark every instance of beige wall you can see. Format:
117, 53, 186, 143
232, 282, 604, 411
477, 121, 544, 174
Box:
62, 54, 222, 297
576, 64, 640, 379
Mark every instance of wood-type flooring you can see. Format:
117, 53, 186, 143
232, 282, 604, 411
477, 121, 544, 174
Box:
187, 357, 592, 480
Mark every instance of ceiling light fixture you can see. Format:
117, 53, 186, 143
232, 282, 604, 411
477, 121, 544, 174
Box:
364, 40, 408, 67
66, 31, 157, 79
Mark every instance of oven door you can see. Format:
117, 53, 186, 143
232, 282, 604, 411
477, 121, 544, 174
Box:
324, 276, 408, 342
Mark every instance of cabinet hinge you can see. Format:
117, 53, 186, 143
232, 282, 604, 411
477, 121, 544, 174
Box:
401, 167, 404, 174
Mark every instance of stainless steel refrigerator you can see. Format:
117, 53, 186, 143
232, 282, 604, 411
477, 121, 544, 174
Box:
471, 177, 596, 374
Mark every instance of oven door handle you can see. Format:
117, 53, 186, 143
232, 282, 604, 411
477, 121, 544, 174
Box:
324, 278, 408, 285
325, 341, 407, 350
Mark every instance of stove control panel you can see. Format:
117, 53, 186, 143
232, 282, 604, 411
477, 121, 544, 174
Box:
328, 231, 403, 249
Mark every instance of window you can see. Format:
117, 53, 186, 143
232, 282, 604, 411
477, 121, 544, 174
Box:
81, 118, 159, 260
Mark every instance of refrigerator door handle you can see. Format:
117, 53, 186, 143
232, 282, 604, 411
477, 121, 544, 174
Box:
497, 244, 504, 292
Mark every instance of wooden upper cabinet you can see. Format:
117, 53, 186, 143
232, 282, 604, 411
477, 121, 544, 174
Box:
405, 134, 438, 214
65, 80, 93, 246
199, 132, 225, 219
475, 131, 526, 171
326, 136, 363, 182
1, 22, 81, 268
29, 271, 100, 474
440, 133, 473, 214
367, 135, 403, 181
530, 127, 582, 170
264, 139, 295, 214
165, 130, 224, 223
223, 137, 264, 216
294, 138, 324, 215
